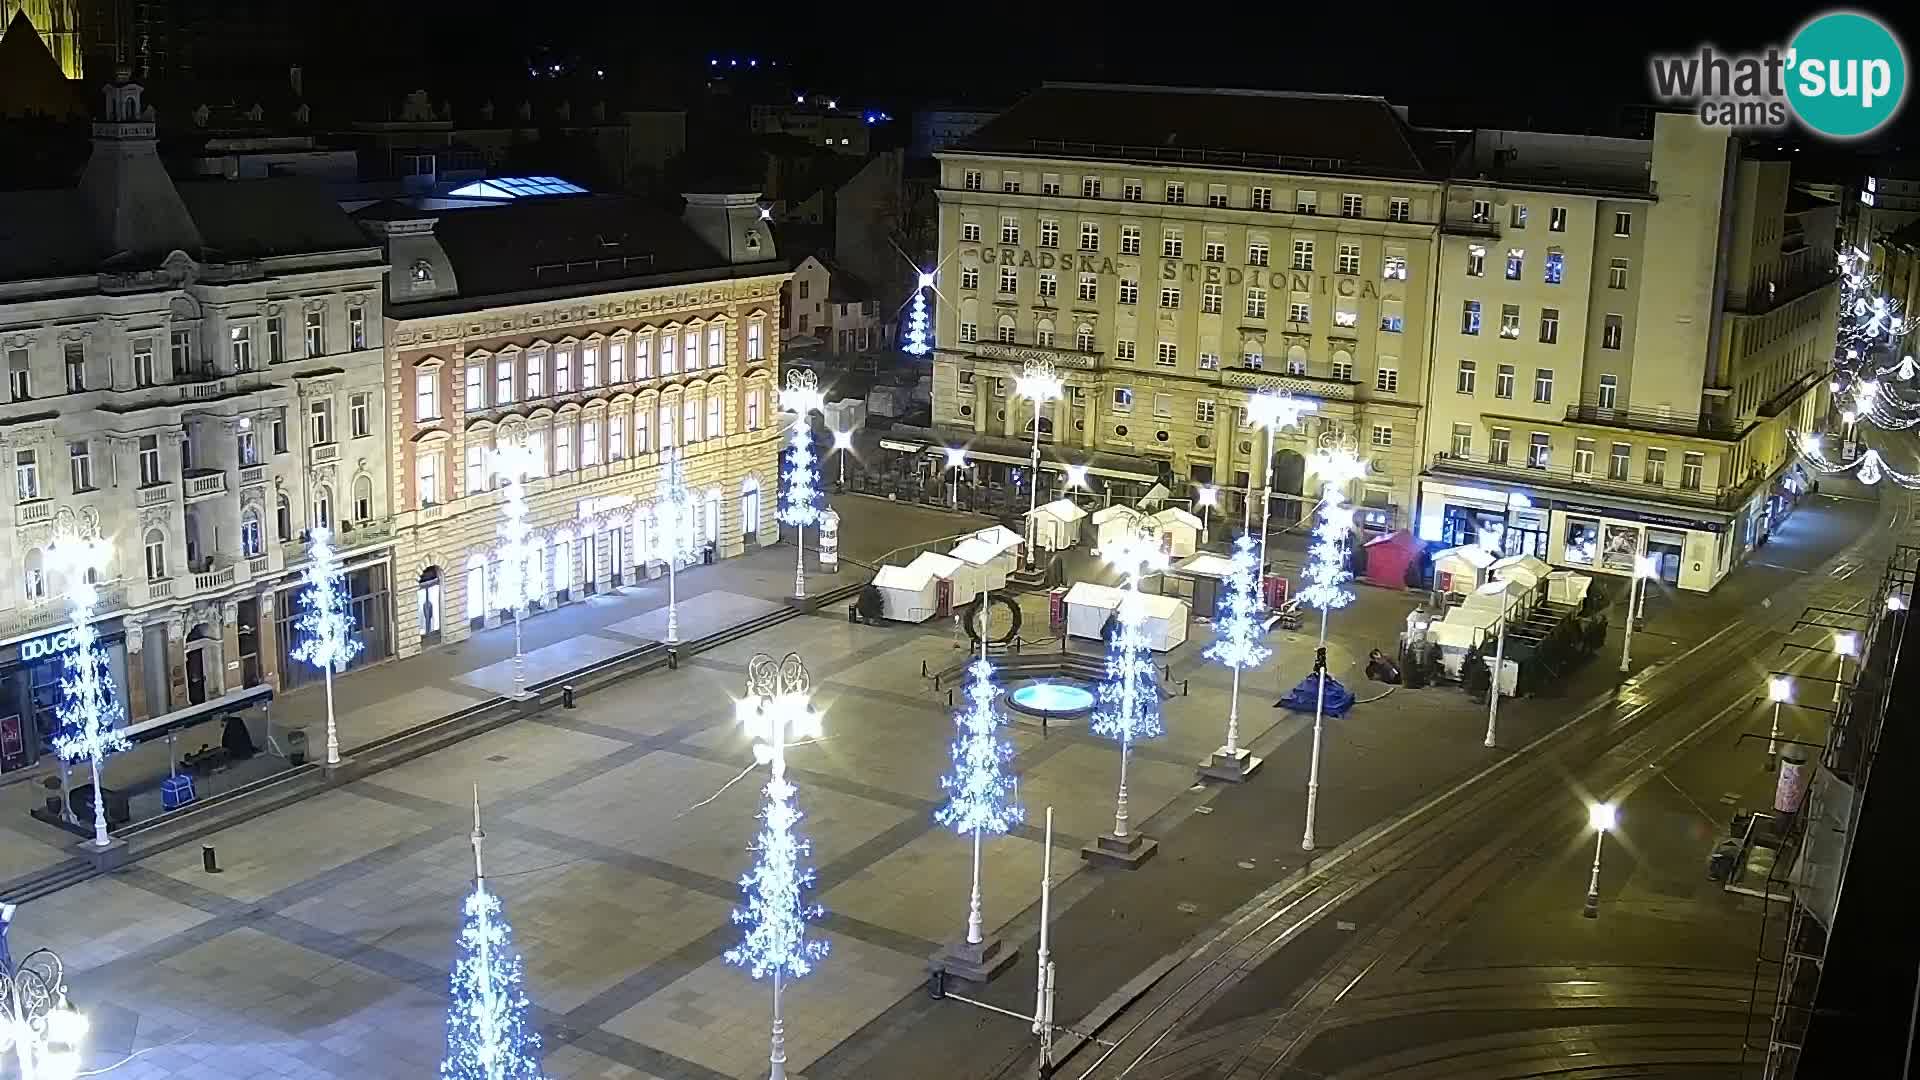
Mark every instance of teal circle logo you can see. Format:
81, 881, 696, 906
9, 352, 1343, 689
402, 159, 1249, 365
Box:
1787, 11, 1907, 138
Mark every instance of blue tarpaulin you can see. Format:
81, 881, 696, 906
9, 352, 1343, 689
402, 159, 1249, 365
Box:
1275, 672, 1354, 717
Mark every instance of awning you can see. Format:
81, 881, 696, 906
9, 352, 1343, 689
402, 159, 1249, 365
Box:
122, 684, 274, 747
879, 438, 927, 454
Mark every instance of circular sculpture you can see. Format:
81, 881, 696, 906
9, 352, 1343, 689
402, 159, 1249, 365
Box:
1007, 681, 1096, 720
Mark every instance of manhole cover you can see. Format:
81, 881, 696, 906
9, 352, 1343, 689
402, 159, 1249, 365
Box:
488, 754, 510, 762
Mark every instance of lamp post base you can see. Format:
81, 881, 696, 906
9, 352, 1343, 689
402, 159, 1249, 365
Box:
1081, 831, 1158, 869
1199, 747, 1263, 783
1582, 893, 1600, 919
76, 834, 131, 870
929, 933, 1019, 984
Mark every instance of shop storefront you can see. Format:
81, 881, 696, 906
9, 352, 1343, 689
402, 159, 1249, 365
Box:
0, 620, 132, 774
1547, 500, 1732, 592
274, 562, 394, 690
1419, 481, 1548, 558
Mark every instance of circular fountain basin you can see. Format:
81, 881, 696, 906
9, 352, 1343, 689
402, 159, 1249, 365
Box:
1007, 681, 1096, 721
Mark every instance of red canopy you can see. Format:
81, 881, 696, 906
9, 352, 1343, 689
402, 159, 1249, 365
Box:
1362, 529, 1423, 590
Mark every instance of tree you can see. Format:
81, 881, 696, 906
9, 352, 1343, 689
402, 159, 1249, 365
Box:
290, 527, 364, 766
935, 655, 1022, 947
441, 794, 544, 1080
1201, 534, 1271, 766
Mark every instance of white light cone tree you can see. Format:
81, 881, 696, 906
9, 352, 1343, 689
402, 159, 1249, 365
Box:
727, 653, 828, 1080
651, 447, 697, 644
440, 787, 545, 1080
902, 271, 933, 357
1200, 533, 1271, 781
931, 633, 1023, 982
48, 529, 128, 849
1083, 525, 1169, 869
1300, 438, 1367, 852
290, 527, 364, 766
491, 444, 541, 699
778, 370, 825, 600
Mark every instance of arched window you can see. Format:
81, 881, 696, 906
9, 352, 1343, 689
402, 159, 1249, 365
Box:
276, 493, 293, 540
996, 313, 1017, 344
526, 543, 545, 604
740, 475, 761, 538
22, 549, 45, 602
1285, 343, 1309, 375
312, 485, 333, 531
353, 475, 374, 522
1035, 317, 1055, 348
143, 529, 167, 581
465, 553, 486, 623
1076, 323, 1095, 352
417, 566, 442, 638
241, 507, 264, 558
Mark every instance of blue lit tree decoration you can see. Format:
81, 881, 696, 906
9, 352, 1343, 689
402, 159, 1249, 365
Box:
441, 787, 544, 1080
290, 526, 363, 767
902, 271, 933, 357
778, 370, 825, 600
726, 652, 827, 1080
1085, 525, 1169, 866
1201, 533, 1272, 782
48, 527, 128, 848
932, 633, 1022, 978
1300, 438, 1368, 852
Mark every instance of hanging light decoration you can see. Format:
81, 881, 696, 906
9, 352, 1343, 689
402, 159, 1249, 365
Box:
1794, 429, 1920, 488
902, 271, 934, 357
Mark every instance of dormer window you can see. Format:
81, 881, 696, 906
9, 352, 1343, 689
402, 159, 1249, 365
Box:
410, 260, 435, 285
744, 229, 762, 253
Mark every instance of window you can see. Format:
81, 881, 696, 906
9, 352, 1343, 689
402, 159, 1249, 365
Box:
580, 344, 599, 389
746, 320, 765, 362
138, 434, 162, 485
1080, 222, 1099, 251
996, 320, 1017, 344
1613, 211, 1632, 236
1602, 314, 1624, 350
1644, 448, 1667, 484
999, 267, 1018, 294
170, 329, 192, 375
1291, 239, 1314, 271
1248, 242, 1270, 267
1042, 176, 1061, 196
1289, 301, 1311, 323
961, 266, 979, 290
1164, 181, 1185, 204
1500, 304, 1521, 338
14, 450, 39, 501
267, 317, 284, 364
1471, 199, 1491, 223
466, 444, 488, 494
1123, 180, 1142, 201
1381, 313, 1404, 332
551, 422, 573, 473
1001, 216, 1019, 244
1162, 229, 1183, 258
1382, 254, 1408, 281
1160, 286, 1181, 309
959, 321, 978, 343
1039, 273, 1058, 299
1207, 185, 1228, 208
497, 358, 515, 404
1036, 323, 1055, 347
61, 440, 93, 494
1296, 190, 1318, 214
133, 338, 156, 387
464, 364, 485, 410
1609, 442, 1631, 480
1490, 427, 1511, 465
144, 530, 167, 581
1002, 174, 1021, 193
1608, 259, 1629, 289
1573, 438, 1595, 476
555, 346, 573, 393
583, 418, 603, 466
1370, 424, 1393, 447
349, 307, 367, 351
415, 370, 439, 420
309, 399, 333, 444
1252, 187, 1273, 210
1242, 349, 1263, 369
1334, 308, 1358, 328
1331, 358, 1353, 381
1539, 308, 1560, 344
417, 447, 441, 505
1549, 206, 1567, 232
609, 412, 626, 459
1153, 393, 1173, 418
6, 351, 27, 401
1156, 342, 1178, 366
1466, 245, 1485, 277
1337, 243, 1360, 275
1342, 193, 1364, 218
1077, 325, 1095, 351
1376, 366, 1399, 393
353, 475, 373, 521
1199, 352, 1220, 371
1120, 226, 1141, 255
1544, 250, 1565, 285
636, 407, 651, 452
1681, 452, 1704, 491
963, 169, 982, 191
1245, 287, 1266, 318
1451, 423, 1473, 458
1196, 400, 1217, 425
1204, 241, 1225, 263
272, 409, 287, 454
1528, 432, 1551, 469
1119, 279, 1139, 305
1112, 388, 1133, 411
962, 222, 982, 243
1533, 368, 1554, 403
352, 392, 371, 437
1078, 274, 1097, 302
1389, 197, 1410, 223
1039, 219, 1059, 248
304, 310, 324, 356
1598, 374, 1619, 409
216, 326, 248, 375
1083, 176, 1103, 198
1462, 301, 1482, 335
1456, 359, 1478, 394
1202, 283, 1222, 313
1115, 340, 1136, 362
1286, 356, 1307, 376
276, 493, 292, 539
241, 509, 263, 558
1506, 249, 1524, 280
527, 349, 547, 397
1495, 363, 1514, 399
1510, 203, 1529, 229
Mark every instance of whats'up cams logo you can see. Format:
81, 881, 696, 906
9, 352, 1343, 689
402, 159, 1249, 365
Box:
1650, 10, 1908, 138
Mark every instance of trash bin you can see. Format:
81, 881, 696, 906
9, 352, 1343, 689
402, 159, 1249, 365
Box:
287, 728, 309, 766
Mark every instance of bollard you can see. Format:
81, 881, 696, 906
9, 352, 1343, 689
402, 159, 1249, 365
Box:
562, 684, 576, 709
946, 689, 954, 709
926, 969, 947, 1000
202, 844, 221, 874
667, 649, 679, 671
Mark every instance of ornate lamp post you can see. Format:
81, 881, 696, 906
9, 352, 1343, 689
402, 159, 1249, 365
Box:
1015, 358, 1064, 565
1617, 554, 1658, 674
491, 443, 541, 700
1582, 802, 1618, 918
1084, 524, 1170, 868
1766, 676, 1793, 771
778, 370, 826, 600
0, 907, 88, 1080
944, 447, 969, 510
831, 429, 854, 489
652, 447, 697, 645
1834, 631, 1859, 705
1245, 391, 1317, 603
1195, 484, 1217, 543
1300, 435, 1367, 852
46, 528, 127, 848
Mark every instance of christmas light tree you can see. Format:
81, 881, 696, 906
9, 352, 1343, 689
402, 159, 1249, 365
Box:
1201, 533, 1271, 780
1084, 527, 1168, 867
290, 527, 364, 766
1300, 443, 1368, 852
778, 371, 825, 599
933, 651, 1022, 975
48, 531, 128, 848
492, 445, 541, 698
902, 271, 933, 357
441, 789, 544, 1080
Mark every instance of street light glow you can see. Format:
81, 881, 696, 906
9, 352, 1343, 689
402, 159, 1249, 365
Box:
1769, 675, 1793, 703
1889, 593, 1908, 611
1634, 554, 1659, 579
832, 429, 853, 452
1247, 390, 1315, 431
1589, 802, 1617, 832
1065, 464, 1089, 488
1835, 630, 1859, 657
1196, 484, 1217, 507
945, 447, 969, 470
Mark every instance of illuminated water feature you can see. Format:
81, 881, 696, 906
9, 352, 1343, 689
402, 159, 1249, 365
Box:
1007, 681, 1096, 720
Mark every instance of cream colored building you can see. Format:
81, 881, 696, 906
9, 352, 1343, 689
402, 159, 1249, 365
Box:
929, 84, 1446, 530
1420, 116, 1838, 592
357, 188, 787, 656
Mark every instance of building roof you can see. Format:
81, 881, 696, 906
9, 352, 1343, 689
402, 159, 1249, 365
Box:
1785, 187, 1838, 214
952, 83, 1431, 178
0, 11, 78, 119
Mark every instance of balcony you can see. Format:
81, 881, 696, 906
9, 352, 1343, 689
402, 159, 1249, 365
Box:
1221, 366, 1356, 401
1428, 451, 1745, 510
193, 562, 237, 593
1442, 214, 1500, 238
0, 583, 127, 639
1561, 402, 1746, 440
137, 484, 172, 508
970, 341, 1100, 370
248, 556, 271, 577
278, 516, 395, 570
182, 469, 227, 501
15, 500, 51, 525
147, 577, 175, 601
310, 442, 339, 466
1724, 269, 1837, 315
240, 465, 266, 487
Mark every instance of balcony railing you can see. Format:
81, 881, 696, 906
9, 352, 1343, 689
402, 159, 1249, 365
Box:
1562, 401, 1746, 440
310, 443, 339, 466
137, 484, 172, 507
15, 500, 51, 525
278, 517, 395, 569
148, 578, 175, 601
1442, 215, 1500, 238
193, 564, 237, 593
183, 470, 227, 500
248, 556, 271, 577
1221, 367, 1357, 401
1429, 451, 1744, 509
240, 465, 266, 487
0, 582, 127, 639
1724, 269, 1838, 315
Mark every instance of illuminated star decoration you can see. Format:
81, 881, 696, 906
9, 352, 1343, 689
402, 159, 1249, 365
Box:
902, 271, 934, 357
935, 657, 1023, 837
778, 421, 822, 529
48, 530, 129, 845
1202, 534, 1272, 672
290, 527, 365, 680
724, 706, 829, 982
1301, 445, 1368, 611
440, 808, 544, 1080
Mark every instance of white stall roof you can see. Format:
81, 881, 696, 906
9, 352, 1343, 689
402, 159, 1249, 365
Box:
951, 536, 1011, 566
906, 551, 964, 579
1091, 505, 1143, 525
1491, 554, 1554, 586
1435, 544, 1496, 570
971, 524, 1025, 551
873, 564, 932, 590
1029, 498, 1089, 522
1064, 581, 1125, 609
1148, 507, 1203, 532
1176, 552, 1238, 579
1130, 591, 1188, 622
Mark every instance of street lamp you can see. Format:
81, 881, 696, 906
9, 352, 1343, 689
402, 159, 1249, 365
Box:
779, 370, 826, 601
1015, 358, 1064, 565
491, 442, 542, 699
831, 429, 854, 489
1766, 676, 1793, 771
1195, 485, 1217, 542
1583, 801, 1617, 918
1245, 391, 1317, 597
652, 447, 697, 645
1834, 630, 1859, 705
1096, 525, 1171, 855
944, 446, 969, 510
0, 908, 86, 1080
1618, 554, 1658, 674
1064, 463, 1089, 495
1300, 438, 1367, 852
1888, 593, 1908, 612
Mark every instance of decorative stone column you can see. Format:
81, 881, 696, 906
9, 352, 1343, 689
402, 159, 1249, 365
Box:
220, 599, 242, 697
165, 617, 187, 708
124, 619, 150, 723
256, 589, 281, 690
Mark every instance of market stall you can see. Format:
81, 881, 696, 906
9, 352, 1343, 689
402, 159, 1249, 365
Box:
1062, 582, 1190, 651
1026, 499, 1090, 552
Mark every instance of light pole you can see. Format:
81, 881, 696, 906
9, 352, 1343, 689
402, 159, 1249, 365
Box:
1091, 524, 1170, 862
653, 447, 696, 645
1766, 675, 1793, 771
0, 906, 88, 1080
1246, 391, 1318, 602
1483, 586, 1515, 749
1834, 631, 1859, 705
46, 527, 127, 848
1195, 484, 1217, 545
779, 370, 826, 600
1617, 554, 1657, 674
945, 446, 969, 511
290, 527, 364, 767
1015, 358, 1064, 567
831, 428, 853, 489
1300, 437, 1367, 852
491, 443, 541, 699
1583, 801, 1617, 918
